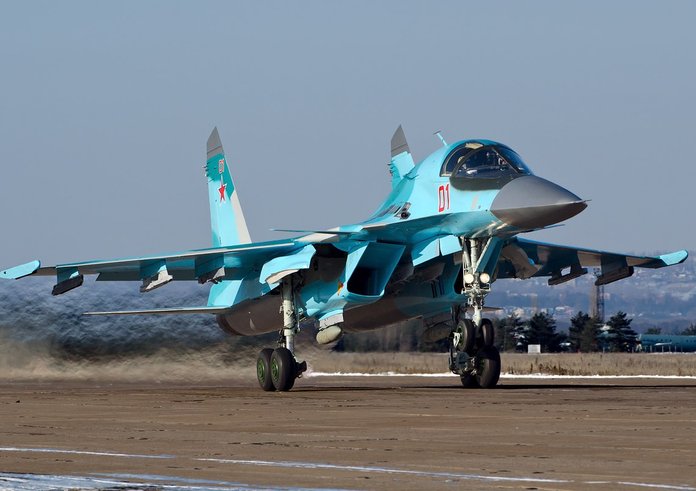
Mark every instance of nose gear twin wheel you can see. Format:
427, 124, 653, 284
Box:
458, 318, 495, 353
455, 237, 503, 387
459, 346, 501, 388
479, 318, 495, 348
457, 319, 476, 353
475, 346, 501, 388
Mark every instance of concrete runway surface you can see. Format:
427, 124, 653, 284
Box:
1, 376, 695, 490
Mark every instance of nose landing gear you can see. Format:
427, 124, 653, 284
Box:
449, 237, 502, 388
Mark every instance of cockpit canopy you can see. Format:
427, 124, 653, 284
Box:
440, 141, 533, 179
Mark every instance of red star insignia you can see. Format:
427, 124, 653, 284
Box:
218, 182, 226, 202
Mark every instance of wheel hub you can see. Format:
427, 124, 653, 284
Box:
271, 359, 280, 381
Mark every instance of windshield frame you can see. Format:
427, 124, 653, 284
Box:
441, 143, 532, 179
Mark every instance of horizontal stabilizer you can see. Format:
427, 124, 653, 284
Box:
84, 306, 230, 316
1, 260, 41, 279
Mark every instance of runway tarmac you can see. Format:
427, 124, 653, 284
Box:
1, 375, 695, 490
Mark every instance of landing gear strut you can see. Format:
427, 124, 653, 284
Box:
256, 277, 307, 392
449, 237, 501, 388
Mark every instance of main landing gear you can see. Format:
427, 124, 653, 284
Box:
449, 238, 501, 388
256, 277, 307, 392
256, 345, 306, 392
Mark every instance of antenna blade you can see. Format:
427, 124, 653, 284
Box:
434, 130, 448, 146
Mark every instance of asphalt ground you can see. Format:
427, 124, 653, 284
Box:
1, 376, 695, 490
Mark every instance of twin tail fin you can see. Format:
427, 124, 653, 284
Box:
205, 128, 251, 247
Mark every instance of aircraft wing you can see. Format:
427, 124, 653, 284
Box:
1, 239, 303, 296
498, 237, 688, 285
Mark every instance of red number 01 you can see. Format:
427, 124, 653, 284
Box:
438, 184, 450, 212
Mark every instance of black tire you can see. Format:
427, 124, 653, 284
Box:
270, 347, 296, 392
475, 346, 501, 388
256, 348, 275, 391
479, 318, 495, 348
457, 319, 476, 354
460, 373, 479, 388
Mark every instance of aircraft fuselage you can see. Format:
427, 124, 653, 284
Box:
216, 139, 586, 337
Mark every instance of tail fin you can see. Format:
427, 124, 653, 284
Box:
205, 128, 251, 246
389, 125, 415, 189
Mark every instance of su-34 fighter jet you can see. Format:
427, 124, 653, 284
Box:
1, 127, 688, 391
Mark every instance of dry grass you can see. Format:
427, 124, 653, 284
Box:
2, 335, 695, 382
306, 351, 696, 377
307, 351, 450, 374
501, 353, 696, 376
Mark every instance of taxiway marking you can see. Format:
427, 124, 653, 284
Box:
308, 372, 696, 379
1, 446, 694, 490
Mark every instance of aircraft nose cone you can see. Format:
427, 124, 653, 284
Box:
490, 176, 587, 229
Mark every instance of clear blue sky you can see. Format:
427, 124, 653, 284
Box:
1, 1, 694, 267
